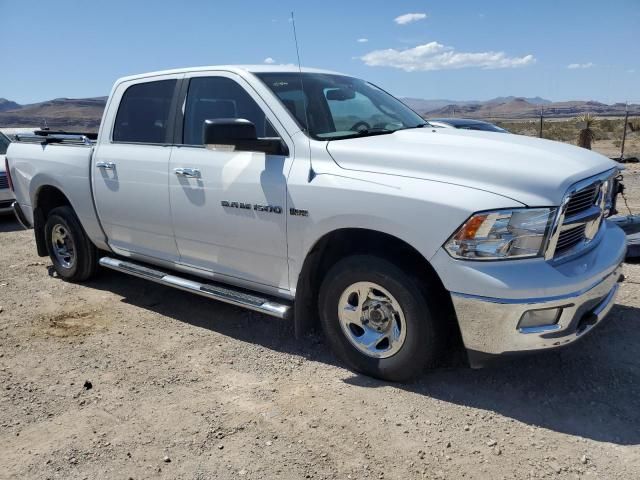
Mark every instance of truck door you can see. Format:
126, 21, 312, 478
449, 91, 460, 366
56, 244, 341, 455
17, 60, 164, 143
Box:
92, 76, 181, 261
169, 73, 292, 290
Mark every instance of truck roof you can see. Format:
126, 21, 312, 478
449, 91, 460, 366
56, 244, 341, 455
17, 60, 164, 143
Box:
115, 65, 345, 83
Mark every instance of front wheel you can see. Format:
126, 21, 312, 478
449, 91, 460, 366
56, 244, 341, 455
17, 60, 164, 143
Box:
44, 206, 97, 282
319, 255, 444, 382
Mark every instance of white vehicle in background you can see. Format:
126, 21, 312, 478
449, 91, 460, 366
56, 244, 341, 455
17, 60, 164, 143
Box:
1, 128, 39, 141
428, 118, 510, 133
0, 131, 16, 214
5, 65, 626, 381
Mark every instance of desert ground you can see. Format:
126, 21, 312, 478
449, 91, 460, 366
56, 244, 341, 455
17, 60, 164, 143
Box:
1, 164, 640, 479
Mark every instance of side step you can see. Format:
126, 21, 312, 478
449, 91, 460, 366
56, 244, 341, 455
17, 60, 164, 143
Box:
98, 257, 292, 319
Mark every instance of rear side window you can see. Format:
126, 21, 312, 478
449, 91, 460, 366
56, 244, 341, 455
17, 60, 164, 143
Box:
183, 76, 276, 146
113, 79, 176, 143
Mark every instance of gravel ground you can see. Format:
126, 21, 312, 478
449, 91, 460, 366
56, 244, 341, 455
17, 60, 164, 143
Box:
1, 214, 639, 480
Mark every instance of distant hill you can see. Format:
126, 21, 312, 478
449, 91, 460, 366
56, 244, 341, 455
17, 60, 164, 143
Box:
0, 98, 22, 113
0, 97, 107, 130
402, 96, 639, 119
400, 98, 483, 112
485, 96, 552, 105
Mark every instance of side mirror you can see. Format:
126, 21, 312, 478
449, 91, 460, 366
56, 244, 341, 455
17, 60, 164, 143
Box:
203, 118, 288, 156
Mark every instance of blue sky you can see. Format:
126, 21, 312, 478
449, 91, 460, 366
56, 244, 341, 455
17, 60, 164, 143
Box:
2, 0, 638, 104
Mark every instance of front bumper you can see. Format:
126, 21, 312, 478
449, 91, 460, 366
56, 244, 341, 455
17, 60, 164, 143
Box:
0, 188, 14, 214
452, 265, 622, 364
434, 221, 627, 366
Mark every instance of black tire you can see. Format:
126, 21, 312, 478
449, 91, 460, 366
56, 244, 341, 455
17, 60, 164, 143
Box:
319, 255, 443, 382
44, 206, 97, 282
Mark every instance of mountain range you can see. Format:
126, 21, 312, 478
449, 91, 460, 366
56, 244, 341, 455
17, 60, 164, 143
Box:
0, 95, 637, 131
407, 97, 639, 120
0, 97, 107, 130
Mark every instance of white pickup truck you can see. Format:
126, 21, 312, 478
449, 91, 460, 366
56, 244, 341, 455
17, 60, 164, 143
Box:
6, 65, 626, 381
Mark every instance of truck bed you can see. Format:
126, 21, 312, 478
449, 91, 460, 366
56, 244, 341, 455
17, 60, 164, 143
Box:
7, 139, 108, 249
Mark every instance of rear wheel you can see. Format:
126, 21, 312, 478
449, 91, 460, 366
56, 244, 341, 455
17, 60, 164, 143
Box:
44, 206, 97, 282
319, 255, 443, 382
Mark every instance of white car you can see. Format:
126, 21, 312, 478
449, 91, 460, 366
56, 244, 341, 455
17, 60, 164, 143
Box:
6, 65, 626, 381
428, 118, 510, 133
0, 131, 16, 214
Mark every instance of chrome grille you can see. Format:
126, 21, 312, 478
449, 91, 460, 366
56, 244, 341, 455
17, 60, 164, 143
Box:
564, 184, 599, 216
555, 224, 586, 253
0, 173, 8, 190
546, 169, 617, 261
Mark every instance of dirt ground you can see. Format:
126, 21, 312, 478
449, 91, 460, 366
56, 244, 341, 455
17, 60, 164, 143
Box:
1, 184, 640, 479
615, 162, 640, 214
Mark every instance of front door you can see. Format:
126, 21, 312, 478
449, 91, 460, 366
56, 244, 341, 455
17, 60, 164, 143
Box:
93, 77, 181, 261
169, 73, 291, 289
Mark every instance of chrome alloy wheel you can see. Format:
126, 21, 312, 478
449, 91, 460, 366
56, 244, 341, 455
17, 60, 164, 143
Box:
51, 224, 76, 269
337, 281, 407, 359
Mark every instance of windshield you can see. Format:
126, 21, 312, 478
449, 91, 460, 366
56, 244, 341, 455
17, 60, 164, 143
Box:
256, 73, 426, 140
0, 132, 10, 155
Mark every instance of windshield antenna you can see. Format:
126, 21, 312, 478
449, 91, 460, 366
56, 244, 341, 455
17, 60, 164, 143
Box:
291, 11, 315, 182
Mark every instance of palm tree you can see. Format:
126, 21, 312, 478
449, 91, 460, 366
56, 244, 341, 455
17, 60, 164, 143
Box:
576, 113, 597, 150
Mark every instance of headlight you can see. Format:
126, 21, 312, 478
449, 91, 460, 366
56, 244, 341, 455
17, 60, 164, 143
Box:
445, 208, 556, 260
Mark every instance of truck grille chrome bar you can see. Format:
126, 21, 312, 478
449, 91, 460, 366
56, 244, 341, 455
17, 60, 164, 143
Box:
545, 169, 618, 261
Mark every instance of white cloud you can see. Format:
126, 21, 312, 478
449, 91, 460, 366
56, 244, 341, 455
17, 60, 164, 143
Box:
361, 41, 535, 71
263, 57, 276, 64
357, 38, 369, 43
394, 13, 427, 25
567, 62, 595, 69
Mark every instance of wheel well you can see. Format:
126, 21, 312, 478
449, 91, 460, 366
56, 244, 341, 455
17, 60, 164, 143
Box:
35, 185, 71, 218
294, 228, 463, 358
32, 186, 72, 257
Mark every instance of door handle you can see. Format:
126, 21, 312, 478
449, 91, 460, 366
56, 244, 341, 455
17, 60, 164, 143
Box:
174, 168, 201, 178
96, 161, 116, 170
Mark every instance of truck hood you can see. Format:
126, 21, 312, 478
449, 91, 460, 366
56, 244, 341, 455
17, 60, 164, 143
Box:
326, 128, 618, 206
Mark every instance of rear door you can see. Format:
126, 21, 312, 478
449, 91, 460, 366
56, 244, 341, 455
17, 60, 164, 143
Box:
168, 72, 292, 289
92, 75, 181, 261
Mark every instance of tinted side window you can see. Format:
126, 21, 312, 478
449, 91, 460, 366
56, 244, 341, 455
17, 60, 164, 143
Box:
183, 76, 276, 145
113, 79, 176, 143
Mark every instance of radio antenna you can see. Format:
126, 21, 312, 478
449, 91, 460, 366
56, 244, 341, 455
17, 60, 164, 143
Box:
291, 11, 315, 182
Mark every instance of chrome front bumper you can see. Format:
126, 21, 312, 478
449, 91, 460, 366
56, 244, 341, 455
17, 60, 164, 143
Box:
452, 265, 623, 362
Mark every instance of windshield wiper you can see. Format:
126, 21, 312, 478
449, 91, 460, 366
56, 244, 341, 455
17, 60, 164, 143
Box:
337, 127, 396, 139
401, 123, 430, 130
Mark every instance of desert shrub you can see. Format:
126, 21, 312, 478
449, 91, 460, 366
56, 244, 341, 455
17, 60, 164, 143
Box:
576, 114, 597, 149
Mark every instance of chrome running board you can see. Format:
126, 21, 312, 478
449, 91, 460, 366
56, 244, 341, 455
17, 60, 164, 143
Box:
98, 257, 291, 319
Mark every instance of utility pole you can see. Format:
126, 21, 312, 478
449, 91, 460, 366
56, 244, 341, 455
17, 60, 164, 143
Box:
539, 106, 544, 138
620, 102, 629, 161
